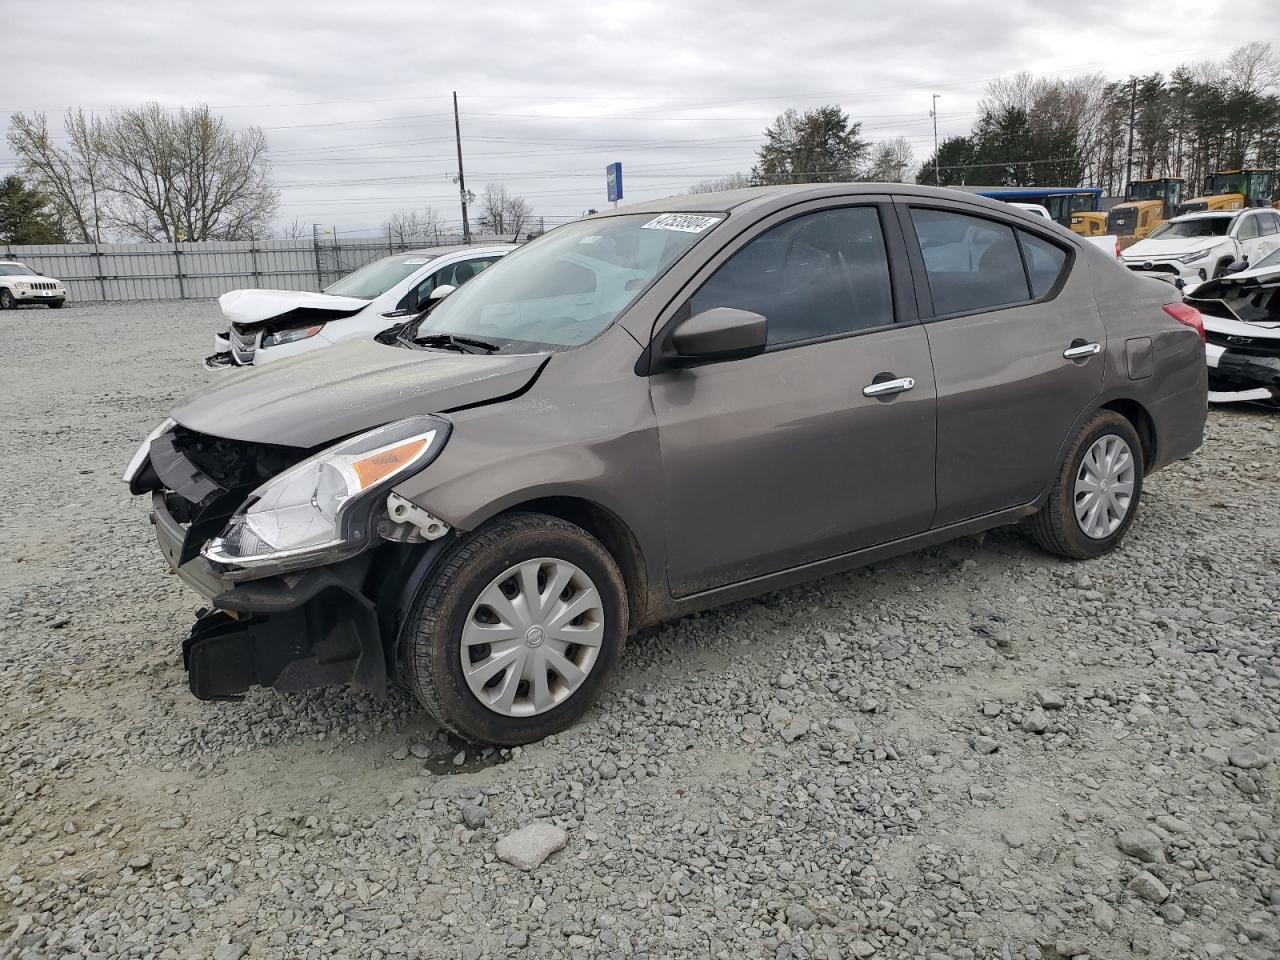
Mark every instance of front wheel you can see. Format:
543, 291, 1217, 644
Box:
400, 512, 628, 745
0, 289, 13, 310
48, 299, 64, 309
1029, 411, 1144, 559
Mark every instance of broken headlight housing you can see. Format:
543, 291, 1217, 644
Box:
203, 415, 450, 575
123, 417, 176, 486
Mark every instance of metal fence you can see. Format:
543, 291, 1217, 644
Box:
0, 235, 516, 303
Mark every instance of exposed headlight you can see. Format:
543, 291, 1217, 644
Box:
261, 323, 325, 348
15, 281, 30, 289
203, 416, 449, 574
1178, 249, 1212, 264
123, 417, 175, 485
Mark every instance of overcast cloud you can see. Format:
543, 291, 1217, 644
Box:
5, 0, 1278, 237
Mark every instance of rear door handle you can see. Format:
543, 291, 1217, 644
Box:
1063, 342, 1102, 359
862, 376, 915, 398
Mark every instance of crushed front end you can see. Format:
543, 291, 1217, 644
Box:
1187, 274, 1280, 405
126, 419, 453, 701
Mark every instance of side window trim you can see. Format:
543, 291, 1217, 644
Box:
642, 198, 919, 371
893, 198, 1075, 322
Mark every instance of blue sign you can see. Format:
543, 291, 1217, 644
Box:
606, 162, 623, 202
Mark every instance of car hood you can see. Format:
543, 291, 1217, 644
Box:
219, 288, 372, 326
4, 273, 57, 284
173, 340, 548, 447
1123, 236, 1229, 259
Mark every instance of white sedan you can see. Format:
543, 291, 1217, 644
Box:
1122, 208, 1280, 287
206, 244, 514, 367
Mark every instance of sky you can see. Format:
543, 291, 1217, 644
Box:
4, 0, 1278, 239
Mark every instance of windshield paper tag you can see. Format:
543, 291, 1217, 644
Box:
402, 257, 431, 264
641, 214, 721, 234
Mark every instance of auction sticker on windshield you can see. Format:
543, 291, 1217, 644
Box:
642, 214, 721, 233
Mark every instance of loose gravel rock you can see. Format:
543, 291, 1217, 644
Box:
1, 301, 1278, 958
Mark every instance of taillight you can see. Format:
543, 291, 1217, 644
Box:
1163, 302, 1204, 343
1114, 238, 1121, 259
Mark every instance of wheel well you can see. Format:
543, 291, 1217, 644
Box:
500, 497, 650, 627
1102, 399, 1157, 473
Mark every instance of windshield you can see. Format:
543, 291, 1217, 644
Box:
0, 263, 32, 276
324, 253, 437, 299
413, 213, 721, 353
1129, 181, 1164, 201
1149, 217, 1233, 239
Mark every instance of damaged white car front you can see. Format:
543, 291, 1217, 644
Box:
1183, 247, 1280, 405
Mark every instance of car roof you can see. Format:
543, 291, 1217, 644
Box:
397, 244, 513, 257
581, 181, 1049, 221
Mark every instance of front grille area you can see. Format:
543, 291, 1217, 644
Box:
1126, 263, 1179, 277
229, 326, 257, 364
31, 281, 58, 291
1207, 329, 1280, 358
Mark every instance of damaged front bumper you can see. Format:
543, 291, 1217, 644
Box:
1205, 344, 1280, 403
152, 489, 388, 700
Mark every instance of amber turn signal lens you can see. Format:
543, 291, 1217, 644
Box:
353, 438, 428, 489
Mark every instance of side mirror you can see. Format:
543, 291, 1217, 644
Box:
669, 307, 767, 365
428, 284, 456, 301
1226, 259, 1249, 274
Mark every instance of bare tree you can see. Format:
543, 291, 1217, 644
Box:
8, 103, 278, 242
863, 137, 915, 182
687, 172, 754, 194
476, 184, 533, 238
274, 218, 309, 239
384, 207, 444, 245
7, 109, 110, 242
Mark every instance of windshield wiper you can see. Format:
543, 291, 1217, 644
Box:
409, 332, 501, 354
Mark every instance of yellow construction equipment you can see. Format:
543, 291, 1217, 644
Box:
1071, 178, 1184, 249
1178, 168, 1275, 214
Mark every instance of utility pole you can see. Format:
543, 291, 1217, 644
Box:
930, 94, 941, 186
1123, 77, 1137, 195
453, 91, 471, 244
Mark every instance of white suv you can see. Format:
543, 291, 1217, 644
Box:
0, 261, 66, 309
206, 244, 515, 367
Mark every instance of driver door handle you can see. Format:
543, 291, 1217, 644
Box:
1063, 342, 1102, 359
862, 376, 915, 398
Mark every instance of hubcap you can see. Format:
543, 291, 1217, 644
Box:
1074, 434, 1136, 540
461, 558, 604, 717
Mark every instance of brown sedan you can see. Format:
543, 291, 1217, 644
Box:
126, 183, 1208, 744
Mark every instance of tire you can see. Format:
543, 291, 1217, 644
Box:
48, 299, 64, 309
1029, 410, 1144, 559
0, 289, 13, 310
400, 512, 628, 745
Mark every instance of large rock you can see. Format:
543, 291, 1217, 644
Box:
1128, 870, 1170, 903
1116, 829, 1165, 863
495, 823, 567, 871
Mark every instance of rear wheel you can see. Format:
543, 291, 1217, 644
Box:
48, 299, 64, 309
401, 512, 628, 745
1030, 411, 1144, 559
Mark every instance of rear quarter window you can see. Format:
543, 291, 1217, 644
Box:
1018, 231, 1069, 298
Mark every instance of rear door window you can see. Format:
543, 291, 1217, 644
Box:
1018, 231, 1068, 298
1257, 212, 1279, 236
909, 208, 1031, 315
689, 206, 895, 347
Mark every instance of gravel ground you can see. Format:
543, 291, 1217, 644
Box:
1, 300, 1277, 960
